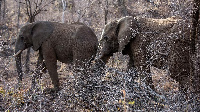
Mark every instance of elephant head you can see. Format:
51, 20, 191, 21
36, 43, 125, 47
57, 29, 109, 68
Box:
14, 21, 53, 81
98, 16, 139, 63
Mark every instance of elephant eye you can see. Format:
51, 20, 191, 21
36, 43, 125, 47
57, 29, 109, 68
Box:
103, 36, 108, 41
21, 36, 27, 44
21, 36, 24, 40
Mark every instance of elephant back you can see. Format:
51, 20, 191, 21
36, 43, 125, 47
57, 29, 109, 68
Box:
49, 22, 98, 64
72, 23, 98, 63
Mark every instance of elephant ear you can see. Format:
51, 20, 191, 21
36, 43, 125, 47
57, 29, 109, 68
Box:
31, 21, 54, 51
117, 16, 139, 52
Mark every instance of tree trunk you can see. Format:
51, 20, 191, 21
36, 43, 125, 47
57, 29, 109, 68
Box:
0, 0, 2, 21
61, 0, 66, 23
0, 0, 2, 35
104, 0, 108, 24
2, 0, 5, 19
191, 0, 200, 93
17, 0, 21, 31
28, 15, 35, 23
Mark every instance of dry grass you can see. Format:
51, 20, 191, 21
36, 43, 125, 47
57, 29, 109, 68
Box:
151, 67, 179, 94
0, 46, 199, 111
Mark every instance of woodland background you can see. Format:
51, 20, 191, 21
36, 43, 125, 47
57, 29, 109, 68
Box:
0, 0, 199, 111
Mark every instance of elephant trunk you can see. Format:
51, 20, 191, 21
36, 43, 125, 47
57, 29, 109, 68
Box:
98, 54, 110, 64
15, 53, 23, 81
94, 54, 110, 69
14, 37, 25, 82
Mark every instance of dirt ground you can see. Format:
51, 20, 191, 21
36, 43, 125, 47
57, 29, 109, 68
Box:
0, 39, 199, 111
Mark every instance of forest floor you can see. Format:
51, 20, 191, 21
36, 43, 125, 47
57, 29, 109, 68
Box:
0, 38, 199, 111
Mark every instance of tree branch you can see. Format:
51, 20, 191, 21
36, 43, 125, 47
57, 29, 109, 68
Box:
33, 0, 54, 17
25, 0, 30, 17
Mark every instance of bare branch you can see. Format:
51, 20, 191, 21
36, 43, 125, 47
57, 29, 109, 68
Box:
34, 0, 38, 10
27, 0, 32, 17
25, 0, 30, 17
15, 0, 26, 5
33, 8, 42, 17
77, 0, 96, 21
38, 0, 43, 8
33, 0, 55, 17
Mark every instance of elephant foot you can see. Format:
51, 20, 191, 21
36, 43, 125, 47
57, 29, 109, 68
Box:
44, 87, 60, 94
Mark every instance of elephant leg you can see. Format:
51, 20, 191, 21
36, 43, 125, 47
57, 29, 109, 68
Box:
127, 55, 134, 70
143, 65, 154, 90
131, 43, 154, 89
32, 50, 44, 88
135, 61, 153, 88
178, 74, 190, 94
127, 56, 137, 81
139, 65, 154, 90
179, 83, 188, 94
36, 50, 47, 74
36, 50, 45, 76
42, 43, 59, 90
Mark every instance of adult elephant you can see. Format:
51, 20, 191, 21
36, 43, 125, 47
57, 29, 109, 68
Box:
14, 21, 98, 90
97, 16, 191, 92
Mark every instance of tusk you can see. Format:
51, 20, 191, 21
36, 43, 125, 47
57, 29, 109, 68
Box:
13, 50, 22, 57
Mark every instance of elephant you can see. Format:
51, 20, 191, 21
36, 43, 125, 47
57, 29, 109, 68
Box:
14, 21, 98, 90
97, 16, 191, 92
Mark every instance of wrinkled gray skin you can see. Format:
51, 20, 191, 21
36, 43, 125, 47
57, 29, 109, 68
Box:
98, 16, 154, 89
97, 16, 191, 92
15, 21, 98, 90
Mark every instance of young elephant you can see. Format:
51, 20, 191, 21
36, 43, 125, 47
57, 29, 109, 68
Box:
14, 21, 98, 90
98, 16, 154, 89
97, 16, 191, 92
